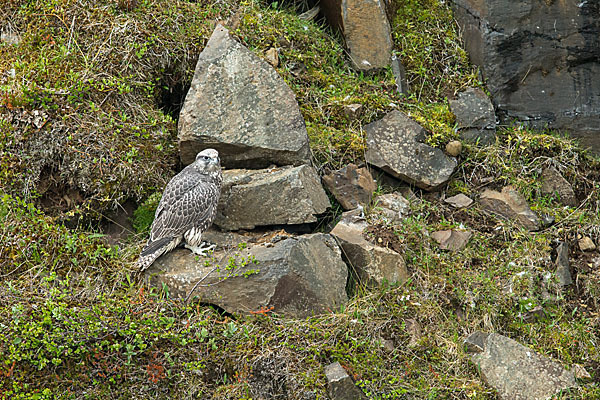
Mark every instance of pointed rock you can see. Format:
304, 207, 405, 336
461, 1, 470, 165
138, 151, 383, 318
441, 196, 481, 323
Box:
325, 362, 367, 399
215, 165, 330, 231
331, 211, 407, 286
480, 186, 540, 231
554, 242, 572, 286
578, 236, 596, 252
145, 233, 347, 318
540, 166, 577, 207
322, 164, 376, 211
365, 110, 457, 190
465, 332, 577, 400
178, 24, 310, 168
445, 193, 473, 208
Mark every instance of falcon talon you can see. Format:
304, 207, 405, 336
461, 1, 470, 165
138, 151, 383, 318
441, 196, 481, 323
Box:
136, 149, 222, 271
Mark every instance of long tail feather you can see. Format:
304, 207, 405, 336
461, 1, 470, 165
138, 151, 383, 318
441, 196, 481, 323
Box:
136, 236, 179, 271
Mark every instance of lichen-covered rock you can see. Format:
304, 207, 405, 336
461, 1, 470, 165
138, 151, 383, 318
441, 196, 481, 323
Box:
452, 0, 600, 151
215, 165, 330, 231
331, 211, 407, 286
365, 110, 457, 190
319, 0, 392, 71
178, 24, 310, 168
145, 233, 347, 318
322, 164, 376, 211
480, 186, 540, 231
465, 332, 577, 400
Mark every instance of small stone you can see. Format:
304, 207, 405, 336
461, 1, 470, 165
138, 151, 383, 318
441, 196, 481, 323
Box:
325, 362, 367, 399
431, 230, 471, 251
541, 166, 577, 207
579, 236, 596, 252
343, 103, 363, 120
445, 140, 462, 157
405, 319, 422, 347
391, 55, 409, 96
1, 31, 21, 45
572, 364, 592, 381
375, 192, 411, 223
322, 164, 376, 211
444, 193, 473, 208
449, 87, 496, 146
265, 47, 279, 67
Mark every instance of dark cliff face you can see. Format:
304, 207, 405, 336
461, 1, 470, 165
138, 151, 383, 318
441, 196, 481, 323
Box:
452, 0, 600, 150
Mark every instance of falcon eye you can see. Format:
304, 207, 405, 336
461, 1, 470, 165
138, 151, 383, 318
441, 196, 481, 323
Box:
202, 156, 210, 161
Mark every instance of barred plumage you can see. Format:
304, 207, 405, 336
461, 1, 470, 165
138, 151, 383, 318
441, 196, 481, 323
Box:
137, 149, 223, 271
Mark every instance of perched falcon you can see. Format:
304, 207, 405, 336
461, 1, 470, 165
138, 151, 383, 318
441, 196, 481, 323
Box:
137, 148, 223, 271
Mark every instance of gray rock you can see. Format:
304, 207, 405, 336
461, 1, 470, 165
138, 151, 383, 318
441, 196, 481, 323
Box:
445, 193, 473, 208
145, 233, 347, 318
1, 30, 21, 45
325, 362, 367, 400
365, 110, 457, 190
331, 211, 408, 287
319, 0, 392, 70
465, 332, 577, 400
554, 242, 572, 286
178, 24, 310, 168
375, 192, 411, 223
451, 0, 600, 151
343, 103, 363, 120
215, 165, 330, 231
431, 230, 472, 251
449, 87, 496, 145
480, 186, 541, 231
540, 167, 577, 207
322, 164, 376, 211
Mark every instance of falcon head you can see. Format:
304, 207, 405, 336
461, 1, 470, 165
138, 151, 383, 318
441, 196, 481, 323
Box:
194, 148, 221, 175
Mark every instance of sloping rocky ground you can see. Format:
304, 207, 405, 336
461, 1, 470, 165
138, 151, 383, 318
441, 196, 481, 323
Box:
1, 0, 599, 399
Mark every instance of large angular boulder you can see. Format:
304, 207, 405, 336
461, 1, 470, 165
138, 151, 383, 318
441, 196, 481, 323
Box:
480, 186, 541, 231
451, 0, 600, 151
319, 0, 392, 70
449, 87, 496, 145
322, 164, 376, 211
215, 165, 330, 231
465, 332, 577, 400
365, 110, 457, 190
331, 211, 407, 286
145, 233, 348, 318
178, 24, 310, 168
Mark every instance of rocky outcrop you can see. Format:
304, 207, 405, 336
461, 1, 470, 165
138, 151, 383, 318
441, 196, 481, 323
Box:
178, 24, 310, 168
480, 186, 540, 231
322, 164, 376, 211
145, 233, 347, 318
215, 165, 330, 231
449, 87, 496, 145
319, 0, 392, 70
451, 0, 600, 150
465, 332, 577, 400
365, 110, 457, 190
325, 362, 367, 399
331, 211, 407, 287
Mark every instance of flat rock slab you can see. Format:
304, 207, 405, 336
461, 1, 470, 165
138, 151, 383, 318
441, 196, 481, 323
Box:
215, 165, 330, 231
319, 0, 392, 70
445, 193, 473, 208
465, 332, 577, 400
322, 164, 376, 211
145, 233, 347, 318
365, 110, 457, 190
540, 166, 577, 207
480, 186, 540, 231
449, 87, 496, 145
431, 230, 471, 251
331, 211, 407, 286
178, 24, 310, 168
325, 362, 367, 399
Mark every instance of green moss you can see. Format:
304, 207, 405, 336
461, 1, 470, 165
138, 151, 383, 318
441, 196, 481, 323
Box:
132, 192, 161, 234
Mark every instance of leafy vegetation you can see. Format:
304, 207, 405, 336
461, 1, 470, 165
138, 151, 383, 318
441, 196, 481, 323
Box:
1, 0, 599, 398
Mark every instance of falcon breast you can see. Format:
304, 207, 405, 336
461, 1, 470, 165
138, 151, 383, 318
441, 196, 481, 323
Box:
136, 148, 223, 271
